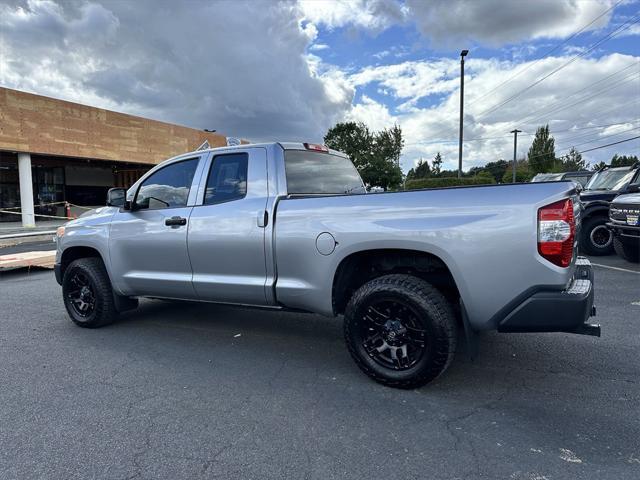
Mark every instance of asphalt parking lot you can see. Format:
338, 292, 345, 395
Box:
1, 257, 639, 480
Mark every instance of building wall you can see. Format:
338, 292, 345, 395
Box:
0, 87, 229, 165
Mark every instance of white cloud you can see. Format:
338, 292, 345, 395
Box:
0, 0, 353, 142
298, 0, 406, 32
0, 0, 635, 171
342, 53, 639, 172
309, 43, 330, 51
300, 0, 615, 48
347, 95, 397, 131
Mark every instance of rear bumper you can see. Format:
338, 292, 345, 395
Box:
498, 257, 599, 336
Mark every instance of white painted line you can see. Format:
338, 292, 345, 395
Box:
591, 263, 640, 275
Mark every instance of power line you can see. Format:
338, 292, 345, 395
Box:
467, 0, 623, 107
513, 62, 639, 126
472, 13, 640, 120
579, 135, 640, 154
552, 121, 640, 147
416, 120, 639, 146
556, 125, 640, 151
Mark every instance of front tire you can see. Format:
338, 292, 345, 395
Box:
62, 258, 118, 328
613, 236, 640, 263
581, 216, 613, 256
344, 274, 457, 389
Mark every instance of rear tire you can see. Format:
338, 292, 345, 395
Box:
343, 274, 457, 389
613, 236, 640, 263
62, 258, 118, 328
580, 216, 613, 256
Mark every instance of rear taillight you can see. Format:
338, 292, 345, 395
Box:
538, 198, 575, 268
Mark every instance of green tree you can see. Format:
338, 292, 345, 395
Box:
501, 159, 532, 183
528, 124, 556, 174
324, 121, 404, 190
557, 146, 586, 171
611, 154, 638, 167
407, 157, 431, 180
478, 159, 509, 183
591, 161, 607, 171
432, 152, 443, 176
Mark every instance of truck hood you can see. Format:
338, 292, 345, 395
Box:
65, 206, 118, 228
579, 190, 618, 204
611, 192, 640, 205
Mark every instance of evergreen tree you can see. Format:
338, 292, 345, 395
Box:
528, 124, 556, 174
610, 154, 638, 167
558, 147, 586, 171
432, 152, 443, 176
407, 158, 431, 180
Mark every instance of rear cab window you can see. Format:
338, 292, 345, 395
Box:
284, 150, 365, 195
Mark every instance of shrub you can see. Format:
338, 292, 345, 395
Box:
405, 176, 496, 190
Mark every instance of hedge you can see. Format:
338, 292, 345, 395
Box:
405, 176, 496, 190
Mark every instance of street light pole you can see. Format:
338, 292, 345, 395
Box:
458, 49, 469, 179
458, 50, 469, 178
510, 129, 521, 183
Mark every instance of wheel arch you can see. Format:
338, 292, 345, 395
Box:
60, 246, 105, 279
331, 248, 461, 317
582, 203, 609, 220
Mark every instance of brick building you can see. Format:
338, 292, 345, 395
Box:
0, 87, 232, 226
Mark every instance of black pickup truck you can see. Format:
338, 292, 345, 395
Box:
579, 163, 640, 255
608, 192, 640, 262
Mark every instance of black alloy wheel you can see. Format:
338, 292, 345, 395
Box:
344, 274, 457, 389
66, 271, 97, 318
62, 257, 118, 328
358, 299, 426, 371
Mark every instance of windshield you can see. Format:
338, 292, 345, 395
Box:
585, 169, 636, 191
284, 150, 366, 195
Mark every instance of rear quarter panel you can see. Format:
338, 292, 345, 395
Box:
274, 182, 577, 330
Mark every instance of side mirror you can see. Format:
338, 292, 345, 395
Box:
106, 188, 126, 207
626, 183, 640, 193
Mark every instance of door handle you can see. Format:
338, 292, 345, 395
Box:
257, 210, 268, 228
165, 216, 187, 227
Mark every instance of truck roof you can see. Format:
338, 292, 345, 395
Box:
179, 142, 348, 159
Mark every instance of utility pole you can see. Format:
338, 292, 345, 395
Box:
510, 129, 521, 183
458, 49, 469, 178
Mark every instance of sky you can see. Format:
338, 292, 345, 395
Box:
0, 0, 638, 173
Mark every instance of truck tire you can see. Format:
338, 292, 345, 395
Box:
581, 216, 613, 256
613, 236, 640, 263
343, 274, 457, 389
62, 258, 118, 328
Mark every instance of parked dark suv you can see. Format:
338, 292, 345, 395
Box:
579, 163, 640, 255
608, 191, 640, 263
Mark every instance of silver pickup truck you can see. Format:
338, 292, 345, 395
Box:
55, 142, 598, 388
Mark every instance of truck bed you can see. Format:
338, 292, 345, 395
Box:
273, 182, 580, 330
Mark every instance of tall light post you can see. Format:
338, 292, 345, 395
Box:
458, 49, 469, 178
510, 129, 521, 183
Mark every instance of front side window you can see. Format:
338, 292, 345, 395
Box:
135, 158, 199, 210
284, 150, 365, 195
204, 153, 248, 205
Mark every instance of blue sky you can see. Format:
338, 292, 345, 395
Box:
1, 0, 638, 173
301, 0, 639, 171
